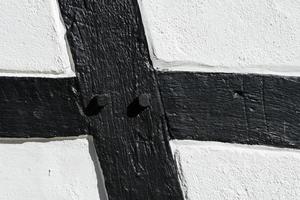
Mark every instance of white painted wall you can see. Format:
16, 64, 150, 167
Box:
138, 0, 300, 76
170, 140, 300, 200
0, 136, 107, 200
0, 0, 74, 77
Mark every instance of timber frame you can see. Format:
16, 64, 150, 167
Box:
0, 1, 299, 199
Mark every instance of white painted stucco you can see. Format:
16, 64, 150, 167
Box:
170, 140, 300, 200
0, 0, 74, 77
0, 136, 107, 200
138, 0, 300, 76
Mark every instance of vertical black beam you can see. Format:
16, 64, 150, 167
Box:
58, 0, 184, 199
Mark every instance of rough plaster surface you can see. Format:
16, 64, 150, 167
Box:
0, 0, 74, 77
138, 0, 300, 76
0, 136, 107, 200
170, 140, 300, 200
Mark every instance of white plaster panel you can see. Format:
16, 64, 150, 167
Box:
0, 0, 74, 77
138, 0, 300, 76
170, 140, 300, 200
0, 136, 107, 200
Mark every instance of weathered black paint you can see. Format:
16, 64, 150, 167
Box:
58, 0, 184, 200
158, 72, 300, 149
0, 77, 87, 138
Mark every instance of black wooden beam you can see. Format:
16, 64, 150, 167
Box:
58, 0, 184, 200
158, 72, 300, 149
0, 77, 87, 138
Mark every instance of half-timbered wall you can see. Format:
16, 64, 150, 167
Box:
0, 0, 299, 199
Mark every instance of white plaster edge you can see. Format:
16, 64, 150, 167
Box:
0, 71, 75, 78
0, 0, 76, 78
170, 140, 300, 154
170, 140, 300, 200
0, 135, 90, 144
88, 136, 109, 200
170, 140, 300, 199
137, 0, 300, 77
137, 0, 156, 69
0, 135, 109, 200
171, 144, 189, 200
154, 58, 300, 77
51, 0, 76, 77
49, 0, 76, 78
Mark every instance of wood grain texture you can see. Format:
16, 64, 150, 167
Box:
0, 77, 87, 138
158, 72, 300, 149
58, 0, 184, 199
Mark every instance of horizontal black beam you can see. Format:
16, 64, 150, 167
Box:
158, 72, 300, 149
0, 77, 87, 138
